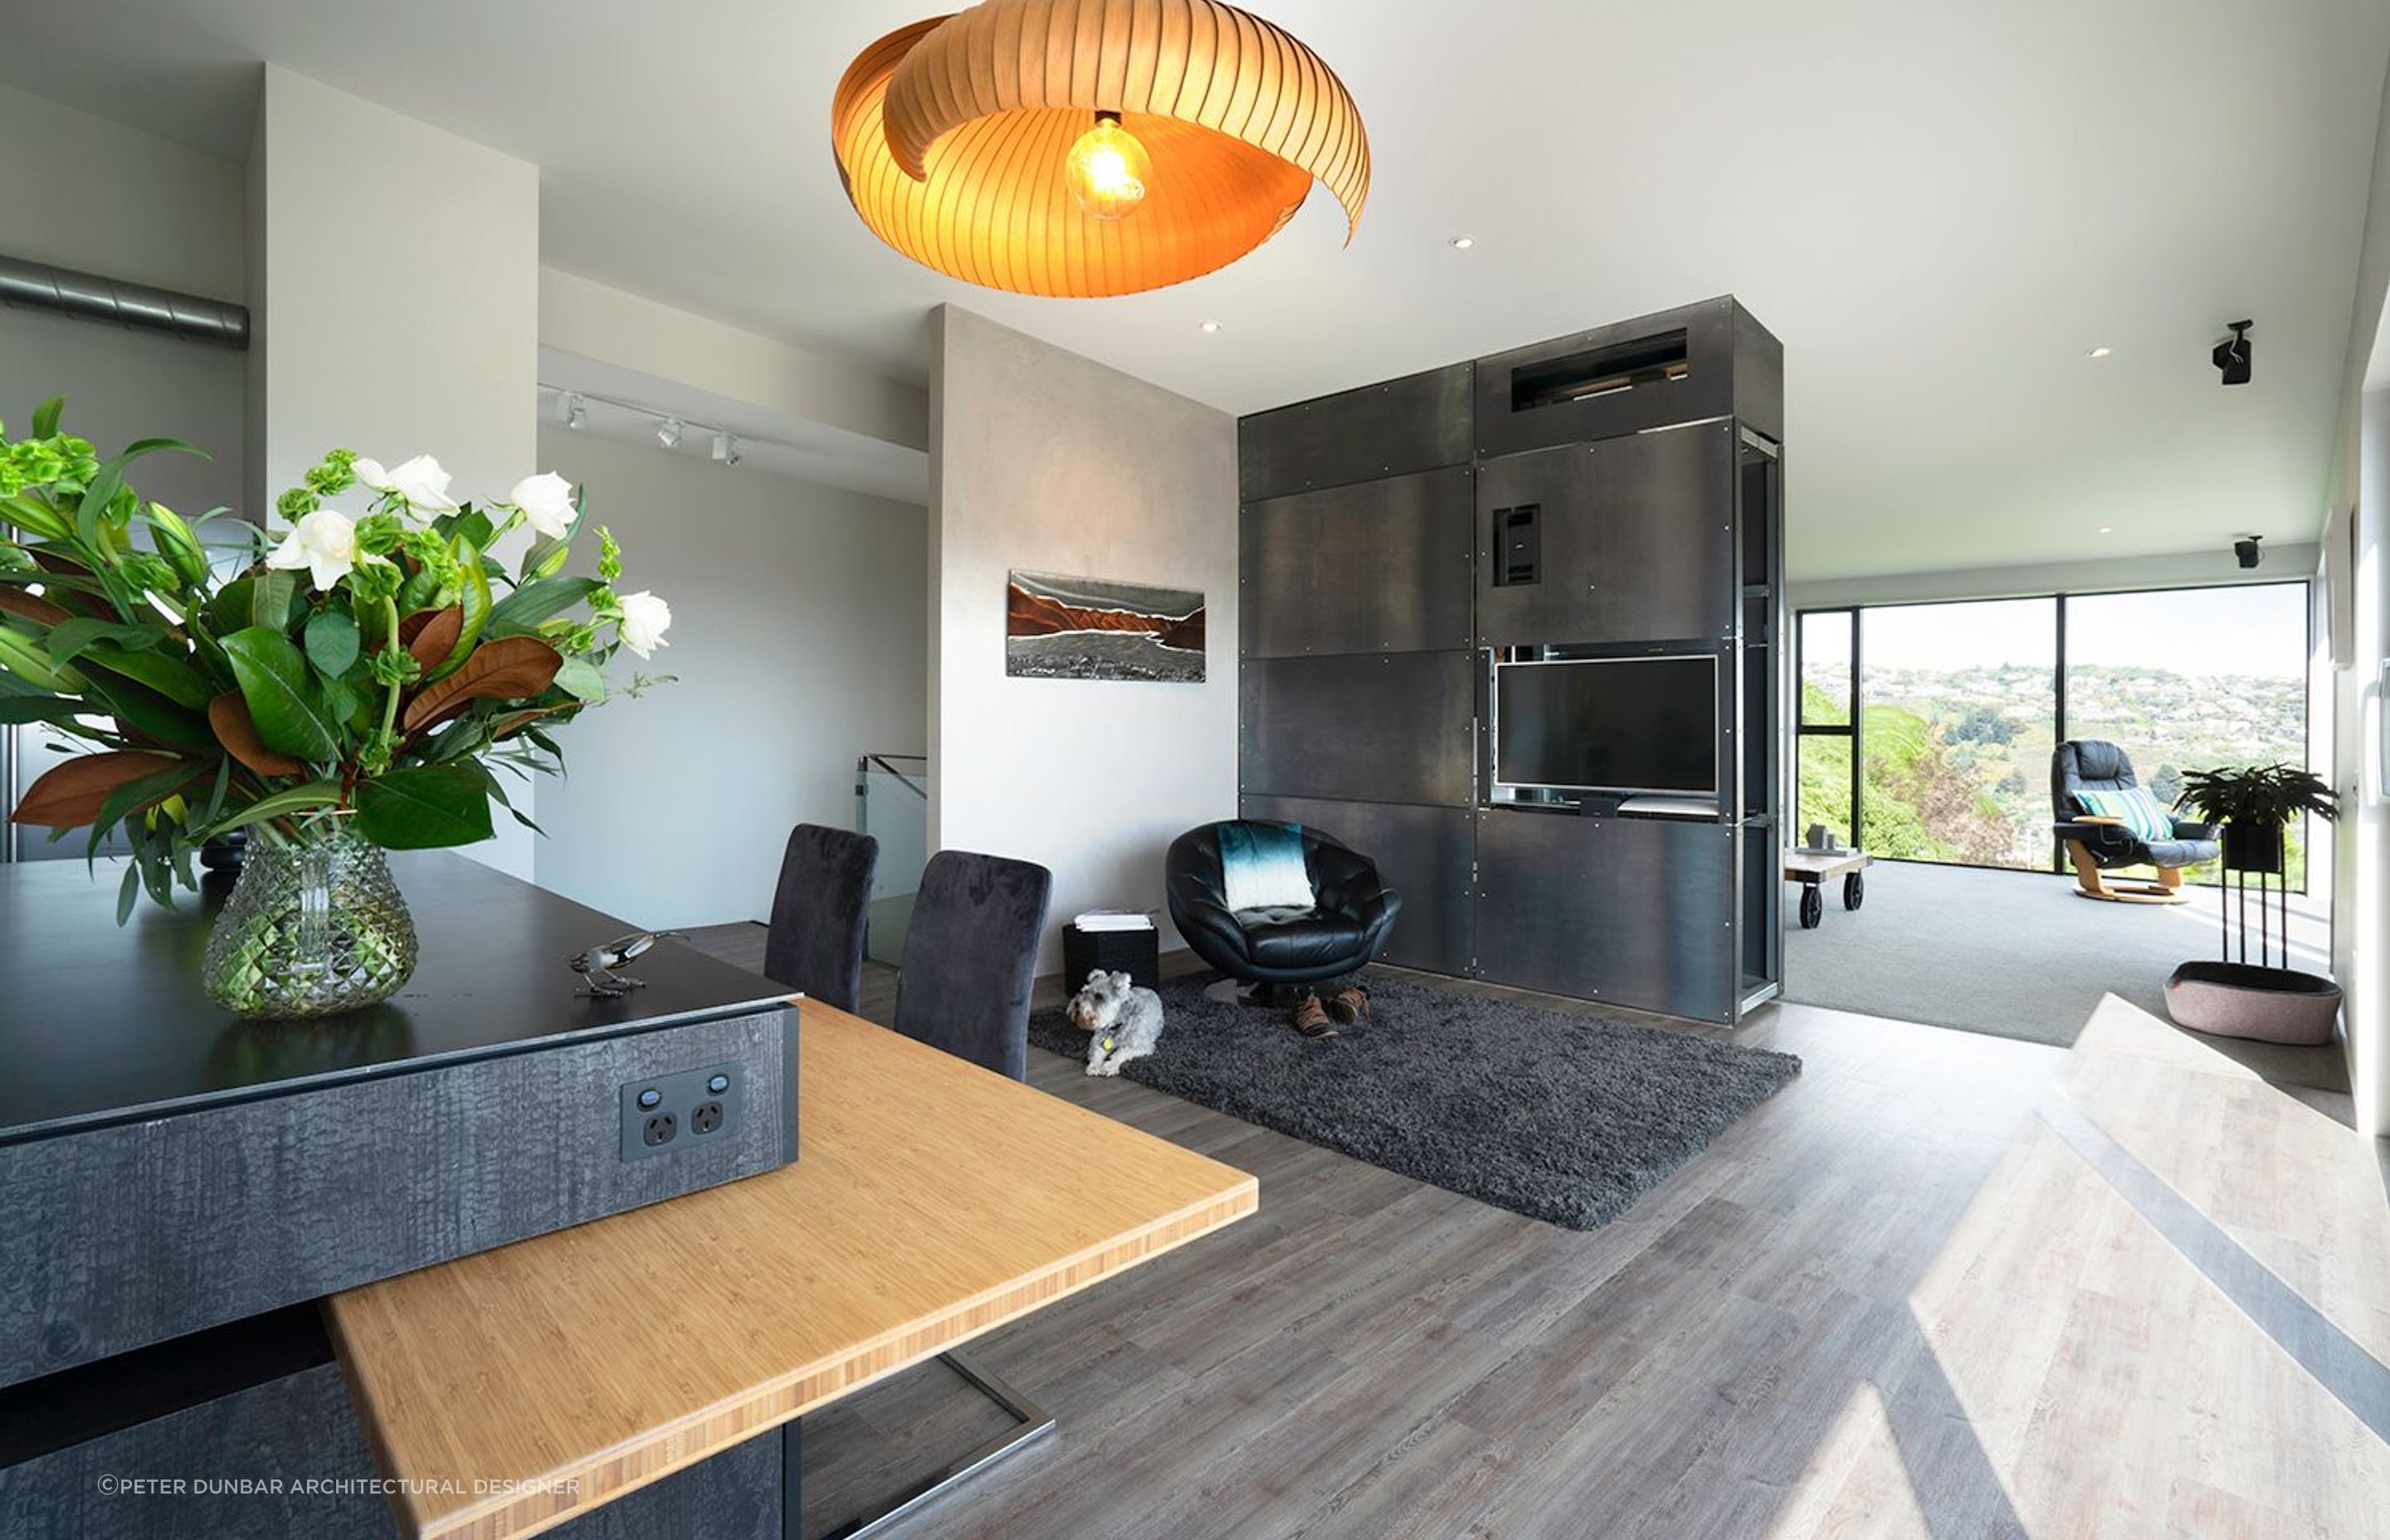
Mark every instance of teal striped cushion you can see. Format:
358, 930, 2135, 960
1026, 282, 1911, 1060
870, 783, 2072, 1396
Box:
1220, 821, 1313, 913
2075, 786, 2173, 841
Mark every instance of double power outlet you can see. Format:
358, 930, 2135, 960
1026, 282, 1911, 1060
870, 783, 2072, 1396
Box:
619, 1062, 744, 1160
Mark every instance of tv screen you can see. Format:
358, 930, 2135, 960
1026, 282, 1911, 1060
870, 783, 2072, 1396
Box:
1495, 657, 1718, 794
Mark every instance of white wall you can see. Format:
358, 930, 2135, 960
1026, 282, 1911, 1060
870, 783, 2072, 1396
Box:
929, 306, 1238, 972
0, 85, 245, 522
529, 425, 928, 930
2335, 387, 2389, 1138
247, 66, 541, 877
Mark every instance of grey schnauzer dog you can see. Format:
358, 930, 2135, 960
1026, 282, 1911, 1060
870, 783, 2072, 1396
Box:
1068, 969, 1165, 1076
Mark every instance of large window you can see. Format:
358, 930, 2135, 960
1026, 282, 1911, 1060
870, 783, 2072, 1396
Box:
1794, 582, 2311, 887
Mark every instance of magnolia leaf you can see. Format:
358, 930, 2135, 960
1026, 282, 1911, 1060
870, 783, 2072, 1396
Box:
304, 609, 362, 680
207, 691, 306, 777
0, 587, 71, 628
12, 751, 183, 828
78, 643, 212, 709
88, 762, 207, 857
402, 636, 562, 733
398, 606, 462, 672
250, 569, 300, 633
83, 672, 214, 750
220, 626, 341, 763
354, 765, 494, 849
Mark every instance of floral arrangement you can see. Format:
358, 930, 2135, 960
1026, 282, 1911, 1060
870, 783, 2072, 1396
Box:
0, 397, 670, 918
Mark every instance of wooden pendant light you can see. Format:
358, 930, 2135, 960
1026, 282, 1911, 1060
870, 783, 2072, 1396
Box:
831, 0, 1369, 298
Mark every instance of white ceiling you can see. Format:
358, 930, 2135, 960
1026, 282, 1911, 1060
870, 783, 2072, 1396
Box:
5, 1, 2387, 579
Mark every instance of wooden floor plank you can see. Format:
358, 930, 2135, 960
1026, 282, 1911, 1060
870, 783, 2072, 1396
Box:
667, 931, 2388, 1540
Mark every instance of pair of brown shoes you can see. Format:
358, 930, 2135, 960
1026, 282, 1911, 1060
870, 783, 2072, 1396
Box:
1290, 983, 1370, 1039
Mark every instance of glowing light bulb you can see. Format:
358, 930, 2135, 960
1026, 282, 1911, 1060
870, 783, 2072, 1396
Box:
1066, 112, 1151, 220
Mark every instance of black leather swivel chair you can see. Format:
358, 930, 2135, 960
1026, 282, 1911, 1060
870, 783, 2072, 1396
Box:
2051, 739, 2221, 904
833, 847, 1053, 1536
762, 824, 878, 1011
1165, 821, 1401, 998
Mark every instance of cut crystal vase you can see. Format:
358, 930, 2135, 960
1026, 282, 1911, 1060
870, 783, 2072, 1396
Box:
201, 827, 418, 1021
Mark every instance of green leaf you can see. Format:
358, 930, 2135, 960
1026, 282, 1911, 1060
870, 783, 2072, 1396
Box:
354, 765, 494, 849
87, 761, 203, 859
115, 861, 141, 926
553, 655, 606, 704
430, 539, 492, 681
75, 436, 200, 547
220, 626, 341, 762
303, 609, 360, 679
200, 779, 340, 838
0, 696, 89, 727
43, 617, 163, 667
80, 672, 214, 749
76, 642, 212, 709
0, 626, 81, 692
484, 576, 600, 637
250, 568, 300, 632
31, 396, 63, 438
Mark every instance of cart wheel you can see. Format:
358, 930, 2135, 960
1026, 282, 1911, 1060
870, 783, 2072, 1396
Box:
1800, 885, 1822, 928
1844, 870, 1865, 911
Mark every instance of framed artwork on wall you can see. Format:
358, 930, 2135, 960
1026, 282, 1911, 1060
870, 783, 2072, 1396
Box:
1005, 569, 1207, 683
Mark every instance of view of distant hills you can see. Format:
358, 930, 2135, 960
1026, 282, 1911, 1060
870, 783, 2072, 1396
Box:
1798, 663, 2310, 885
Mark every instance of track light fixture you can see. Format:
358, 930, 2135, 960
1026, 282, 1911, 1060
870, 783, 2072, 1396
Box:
538, 383, 758, 469
711, 432, 741, 467
558, 391, 587, 429
657, 417, 684, 449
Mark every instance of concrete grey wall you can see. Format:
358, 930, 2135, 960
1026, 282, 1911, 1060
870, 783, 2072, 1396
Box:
0, 85, 245, 522
929, 306, 1238, 972
530, 424, 928, 930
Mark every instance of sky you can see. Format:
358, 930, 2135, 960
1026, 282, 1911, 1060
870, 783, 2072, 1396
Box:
1805, 582, 2310, 680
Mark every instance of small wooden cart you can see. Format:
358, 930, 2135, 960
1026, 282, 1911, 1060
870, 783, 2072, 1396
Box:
1783, 847, 1871, 929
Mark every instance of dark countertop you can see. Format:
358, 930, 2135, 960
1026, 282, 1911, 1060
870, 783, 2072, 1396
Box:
0, 853, 793, 1146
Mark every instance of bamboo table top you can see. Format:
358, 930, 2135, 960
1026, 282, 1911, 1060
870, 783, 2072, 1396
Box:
326, 998, 1259, 1540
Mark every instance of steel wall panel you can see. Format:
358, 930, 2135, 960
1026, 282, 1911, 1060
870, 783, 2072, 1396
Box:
1476, 423, 1737, 647
1242, 466, 1475, 658
1239, 795, 1475, 976
1240, 653, 1475, 807
1239, 363, 1474, 500
1474, 810, 1734, 1022
1473, 297, 1739, 457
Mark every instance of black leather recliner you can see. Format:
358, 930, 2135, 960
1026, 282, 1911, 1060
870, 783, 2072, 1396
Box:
1165, 821, 1401, 988
2051, 738, 2221, 904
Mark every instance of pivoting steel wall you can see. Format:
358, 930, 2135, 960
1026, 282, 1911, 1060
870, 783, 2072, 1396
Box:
1237, 297, 1786, 1025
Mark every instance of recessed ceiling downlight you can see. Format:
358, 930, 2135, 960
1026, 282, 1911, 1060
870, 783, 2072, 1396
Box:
1449, 235, 1475, 250
2087, 345, 2113, 358
1198, 319, 1222, 334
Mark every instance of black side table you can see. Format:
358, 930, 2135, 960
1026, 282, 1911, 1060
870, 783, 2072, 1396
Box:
1062, 924, 1160, 990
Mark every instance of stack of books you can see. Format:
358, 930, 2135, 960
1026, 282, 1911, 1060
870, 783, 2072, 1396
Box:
1073, 909, 1154, 933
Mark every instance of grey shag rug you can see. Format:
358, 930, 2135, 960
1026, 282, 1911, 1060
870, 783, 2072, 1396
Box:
1029, 972, 1801, 1229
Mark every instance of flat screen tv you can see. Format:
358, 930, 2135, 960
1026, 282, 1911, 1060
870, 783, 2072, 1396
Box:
1494, 656, 1718, 795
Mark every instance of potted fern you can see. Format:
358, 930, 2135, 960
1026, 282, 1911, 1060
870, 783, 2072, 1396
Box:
2164, 763, 2339, 1044
0, 399, 671, 1020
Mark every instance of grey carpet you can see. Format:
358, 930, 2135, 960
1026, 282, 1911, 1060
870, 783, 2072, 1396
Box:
1027, 972, 1801, 1229
1781, 860, 2332, 1048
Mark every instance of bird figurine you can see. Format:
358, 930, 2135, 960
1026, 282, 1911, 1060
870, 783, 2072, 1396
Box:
568, 930, 678, 997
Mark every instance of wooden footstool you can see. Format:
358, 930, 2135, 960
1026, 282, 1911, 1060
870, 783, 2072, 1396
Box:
1783, 848, 1871, 929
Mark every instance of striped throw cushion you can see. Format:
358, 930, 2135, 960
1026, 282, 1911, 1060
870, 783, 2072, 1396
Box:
2075, 786, 2173, 841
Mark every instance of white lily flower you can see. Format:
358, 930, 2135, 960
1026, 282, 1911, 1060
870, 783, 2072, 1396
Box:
265, 509, 360, 591
354, 454, 460, 513
510, 472, 578, 539
617, 591, 672, 659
